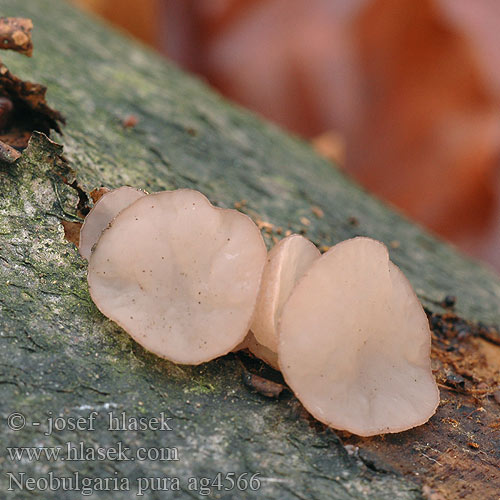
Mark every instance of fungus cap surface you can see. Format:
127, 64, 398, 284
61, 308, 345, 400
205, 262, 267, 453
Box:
88, 189, 267, 364
278, 237, 439, 436
252, 234, 320, 351
79, 186, 146, 260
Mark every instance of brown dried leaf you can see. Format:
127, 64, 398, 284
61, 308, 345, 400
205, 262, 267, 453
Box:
311, 130, 345, 166
90, 187, 111, 204
0, 138, 20, 164
122, 114, 139, 128
0, 17, 33, 57
311, 206, 324, 219
241, 370, 285, 399
0, 61, 65, 148
61, 220, 82, 247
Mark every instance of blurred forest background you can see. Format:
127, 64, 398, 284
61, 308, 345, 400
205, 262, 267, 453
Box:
71, 0, 500, 273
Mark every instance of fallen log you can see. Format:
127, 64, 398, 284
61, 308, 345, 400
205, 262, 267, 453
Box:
0, 1, 498, 498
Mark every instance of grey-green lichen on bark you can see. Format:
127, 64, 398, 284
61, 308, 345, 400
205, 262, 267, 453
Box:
1, 133, 423, 500
1, 140, 423, 500
0, 0, 499, 498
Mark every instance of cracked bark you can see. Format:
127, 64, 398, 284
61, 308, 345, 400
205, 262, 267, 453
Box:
0, 1, 499, 499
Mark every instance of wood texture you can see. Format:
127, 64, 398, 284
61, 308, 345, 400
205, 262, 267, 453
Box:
0, 0, 498, 498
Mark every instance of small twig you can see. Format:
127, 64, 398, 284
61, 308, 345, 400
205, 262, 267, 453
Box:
420, 452, 442, 466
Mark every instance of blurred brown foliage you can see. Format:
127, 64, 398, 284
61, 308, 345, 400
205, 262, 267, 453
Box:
73, 0, 500, 271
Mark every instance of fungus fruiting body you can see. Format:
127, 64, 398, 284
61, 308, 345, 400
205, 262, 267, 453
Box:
251, 234, 320, 352
278, 237, 439, 436
243, 331, 280, 370
82, 187, 439, 435
88, 189, 267, 365
79, 186, 146, 260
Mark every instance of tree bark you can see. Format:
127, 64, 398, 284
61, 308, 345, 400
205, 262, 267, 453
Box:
0, 1, 498, 498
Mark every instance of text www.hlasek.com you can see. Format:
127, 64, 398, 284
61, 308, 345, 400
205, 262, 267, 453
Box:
6, 443, 262, 496
5, 410, 262, 496
7, 441, 178, 462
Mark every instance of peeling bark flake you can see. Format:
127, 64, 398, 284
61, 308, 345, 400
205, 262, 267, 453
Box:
0, 17, 33, 57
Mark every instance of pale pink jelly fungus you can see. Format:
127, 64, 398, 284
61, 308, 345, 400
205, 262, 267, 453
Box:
236, 331, 280, 370
278, 237, 439, 436
251, 234, 320, 352
88, 189, 267, 365
79, 186, 146, 260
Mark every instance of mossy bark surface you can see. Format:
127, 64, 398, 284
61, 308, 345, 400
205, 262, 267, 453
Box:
0, 1, 499, 499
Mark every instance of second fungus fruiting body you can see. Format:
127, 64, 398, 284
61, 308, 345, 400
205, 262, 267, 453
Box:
251, 234, 320, 352
79, 186, 146, 260
242, 331, 280, 370
87, 189, 267, 365
83, 187, 439, 436
278, 237, 440, 436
